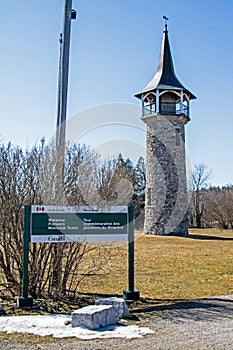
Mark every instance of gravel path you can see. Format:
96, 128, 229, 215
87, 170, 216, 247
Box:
1, 295, 233, 349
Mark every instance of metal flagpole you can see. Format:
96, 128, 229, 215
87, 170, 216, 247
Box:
56, 33, 63, 146
55, 0, 76, 200
59, 0, 76, 152
53, 0, 76, 296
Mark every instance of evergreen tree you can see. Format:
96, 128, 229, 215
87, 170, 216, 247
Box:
132, 156, 146, 228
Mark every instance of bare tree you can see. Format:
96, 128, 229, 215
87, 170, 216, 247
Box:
205, 185, 233, 229
0, 143, 29, 294
0, 141, 148, 298
96, 154, 134, 206
0, 142, 114, 298
189, 163, 212, 228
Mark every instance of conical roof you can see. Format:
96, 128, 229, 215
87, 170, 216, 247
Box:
135, 24, 196, 100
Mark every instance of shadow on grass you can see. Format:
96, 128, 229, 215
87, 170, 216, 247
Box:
187, 234, 233, 241
131, 296, 233, 322
76, 292, 124, 299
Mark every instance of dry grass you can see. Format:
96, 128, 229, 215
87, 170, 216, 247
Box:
78, 229, 233, 300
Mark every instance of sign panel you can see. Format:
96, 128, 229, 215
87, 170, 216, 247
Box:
30, 205, 129, 243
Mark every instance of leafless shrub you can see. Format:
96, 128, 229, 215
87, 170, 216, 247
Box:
0, 141, 115, 298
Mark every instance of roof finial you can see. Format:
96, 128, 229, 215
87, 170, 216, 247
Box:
163, 15, 169, 32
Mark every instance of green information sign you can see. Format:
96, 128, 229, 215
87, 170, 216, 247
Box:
18, 205, 139, 308
30, 205, 129, 242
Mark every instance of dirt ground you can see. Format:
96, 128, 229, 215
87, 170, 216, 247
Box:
1, 295, 233, 349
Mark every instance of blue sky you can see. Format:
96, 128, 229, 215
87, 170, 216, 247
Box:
0, 0, 233, 186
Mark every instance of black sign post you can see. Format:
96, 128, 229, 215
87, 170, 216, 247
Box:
123, 206, 140, 301
17, 206, 33, 307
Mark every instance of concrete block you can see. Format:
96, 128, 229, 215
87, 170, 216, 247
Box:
95, 297, 131, 319
72, 305, 116, 330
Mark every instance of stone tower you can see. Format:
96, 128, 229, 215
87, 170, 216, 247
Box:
135, 23, 196, 235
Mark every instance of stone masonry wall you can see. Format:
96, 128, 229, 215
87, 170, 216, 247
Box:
142, 114, 189, 235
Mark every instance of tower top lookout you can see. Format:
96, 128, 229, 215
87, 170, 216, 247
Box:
135, 22, 196, 102
135, 21, 196, 119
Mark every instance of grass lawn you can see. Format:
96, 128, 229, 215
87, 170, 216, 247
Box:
78, 228, 233, 300
0, 229, 232, 343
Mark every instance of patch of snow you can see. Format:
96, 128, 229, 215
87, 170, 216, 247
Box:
0, 315, 154, 339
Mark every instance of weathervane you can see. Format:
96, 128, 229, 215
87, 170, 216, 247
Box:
163, 15, 169, 25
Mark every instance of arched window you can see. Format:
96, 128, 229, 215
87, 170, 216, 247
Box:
142, 92, 156, 116
159, 91, 178, 114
